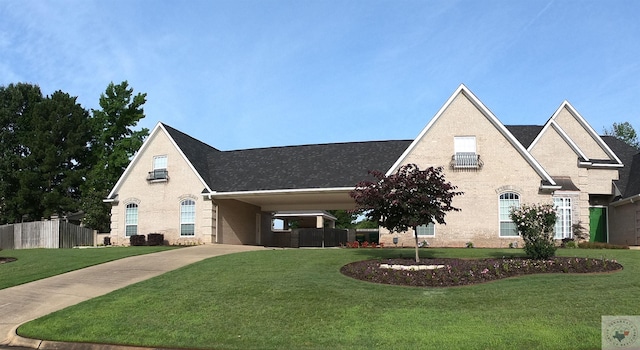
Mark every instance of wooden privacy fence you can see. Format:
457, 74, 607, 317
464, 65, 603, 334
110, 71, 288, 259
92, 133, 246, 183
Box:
0, 221, 94, 249
269, 228, 348, 248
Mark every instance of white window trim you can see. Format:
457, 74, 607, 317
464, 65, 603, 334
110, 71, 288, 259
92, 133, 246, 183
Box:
499, 192, 520, 237
153, 155, 168, 170
453, 136, 480, 168
125, 203, 138, 237
554, 197, 572, 239
416, 223, 435, 237
180, 199, 196, 236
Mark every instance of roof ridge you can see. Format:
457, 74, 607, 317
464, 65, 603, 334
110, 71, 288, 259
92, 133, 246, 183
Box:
221, 139, 414, 153
161, 122, 221, 152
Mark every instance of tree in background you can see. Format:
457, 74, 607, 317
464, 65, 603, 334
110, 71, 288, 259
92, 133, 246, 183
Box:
327, 210, 357, 229
18, 91, 92, 220
0, 81, 148, 230
350, 164, 463, 262
0, 83, 43, 223
604, 122, 639, 148
0, 84, 91, 222
82, 81, 149, 232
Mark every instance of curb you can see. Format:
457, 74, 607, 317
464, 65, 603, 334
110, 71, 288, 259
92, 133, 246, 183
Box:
7, 325, 173, 350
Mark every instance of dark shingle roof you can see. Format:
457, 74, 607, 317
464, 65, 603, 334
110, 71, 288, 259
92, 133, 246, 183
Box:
163, 123, 640, 198
163, 123, 411, 192
626, 153, 640, 197
162, 124, 221, 186
505, 125, 543, 148
601, 135, 640, 198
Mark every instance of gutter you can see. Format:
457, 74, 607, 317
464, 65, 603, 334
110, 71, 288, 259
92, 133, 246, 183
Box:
578, 161, 624, 169
610, 194, 640, 207
208, 187, 354, 198
539, 185, 562, 191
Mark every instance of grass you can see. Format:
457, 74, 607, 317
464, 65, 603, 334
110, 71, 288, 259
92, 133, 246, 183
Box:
0, 246, 179, 289
18, 248, 640, 350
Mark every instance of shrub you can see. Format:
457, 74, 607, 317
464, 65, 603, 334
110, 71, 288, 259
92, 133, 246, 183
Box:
578, 241, 629, 249
466, 242, 474, 248
130, 235, 146, 246
147, 233, 165, 246
510, 203, 557, 259
343, 241, 384, 248
572, 221, 589, 241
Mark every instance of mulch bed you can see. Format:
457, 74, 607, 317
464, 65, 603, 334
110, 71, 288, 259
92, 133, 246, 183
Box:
341, 257, 623, 287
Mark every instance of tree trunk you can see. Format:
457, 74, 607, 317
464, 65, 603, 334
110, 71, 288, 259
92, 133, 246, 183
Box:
414, 226, 420, 263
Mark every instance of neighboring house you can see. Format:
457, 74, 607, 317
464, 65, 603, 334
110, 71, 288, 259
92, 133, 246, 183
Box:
105, 84, 640, 247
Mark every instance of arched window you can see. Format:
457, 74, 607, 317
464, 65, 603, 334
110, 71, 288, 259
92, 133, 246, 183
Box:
499, 192, 520, 237
180, 199, 196, 236
125, 203, 138, 236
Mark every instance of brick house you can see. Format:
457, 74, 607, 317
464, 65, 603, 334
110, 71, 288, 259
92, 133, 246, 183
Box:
105, 84, 640, 247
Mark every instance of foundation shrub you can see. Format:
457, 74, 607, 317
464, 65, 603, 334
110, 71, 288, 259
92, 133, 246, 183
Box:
147, 233, 165, 246
130, 235, 146, 246
578, 242, 629, 249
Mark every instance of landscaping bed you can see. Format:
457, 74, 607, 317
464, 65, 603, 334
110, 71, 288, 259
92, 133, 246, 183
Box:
341, 256, 623, 287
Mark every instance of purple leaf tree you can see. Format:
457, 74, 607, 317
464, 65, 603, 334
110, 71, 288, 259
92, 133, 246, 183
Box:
350, 163, 463, 262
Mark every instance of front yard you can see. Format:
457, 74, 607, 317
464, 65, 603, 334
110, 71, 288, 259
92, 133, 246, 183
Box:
0, 246, 178, 289
17, 248, 639, 349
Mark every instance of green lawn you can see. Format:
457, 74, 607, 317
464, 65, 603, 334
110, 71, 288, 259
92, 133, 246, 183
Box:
0, 246, 178, 289
18, 248, 639, 350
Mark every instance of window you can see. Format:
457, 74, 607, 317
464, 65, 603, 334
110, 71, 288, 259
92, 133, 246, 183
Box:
554, 197, 572, 239
416, 223, 435, 236
499, 192, 520, 236
154, 155, 167, 170
180, 199, 195, 236
148, 155, 168, 180
125, 203, 138, 236
453, 136, 480, 168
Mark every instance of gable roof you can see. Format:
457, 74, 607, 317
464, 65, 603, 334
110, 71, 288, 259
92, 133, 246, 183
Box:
388, 84, 557, 187
505, 125, 544, 149
528, 101, 623, 167
107, 123, 215, 200
164, 123, 411, 193
602, 135, 640, 198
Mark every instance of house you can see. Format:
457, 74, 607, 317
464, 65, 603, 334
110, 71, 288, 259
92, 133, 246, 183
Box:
105, 84, 640, 247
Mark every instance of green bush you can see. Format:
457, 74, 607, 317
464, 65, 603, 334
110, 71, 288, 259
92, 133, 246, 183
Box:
147, 233, 164, 246
578, 241, 629, 249
130, 235, 146, 246
510, 203, 557, 259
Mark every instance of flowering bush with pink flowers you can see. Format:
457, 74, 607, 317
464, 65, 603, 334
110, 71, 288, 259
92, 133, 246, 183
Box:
510, 203, 557, 259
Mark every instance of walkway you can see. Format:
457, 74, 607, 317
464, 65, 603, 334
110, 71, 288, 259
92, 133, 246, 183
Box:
0, 244, 264, 349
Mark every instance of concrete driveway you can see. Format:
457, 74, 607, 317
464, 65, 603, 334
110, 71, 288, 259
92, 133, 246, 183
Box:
0, 244, 264, 349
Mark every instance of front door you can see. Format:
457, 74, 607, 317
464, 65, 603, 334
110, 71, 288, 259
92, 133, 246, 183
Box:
589, 207, 607, 243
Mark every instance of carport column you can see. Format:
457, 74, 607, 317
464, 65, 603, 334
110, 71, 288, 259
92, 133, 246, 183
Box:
316, 216, 324, 229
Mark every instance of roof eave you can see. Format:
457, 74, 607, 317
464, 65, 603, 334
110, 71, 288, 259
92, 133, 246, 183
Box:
610, 194, 640, 207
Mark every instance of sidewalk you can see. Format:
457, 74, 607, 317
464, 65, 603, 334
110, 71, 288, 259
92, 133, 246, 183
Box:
0, 244, 264, 349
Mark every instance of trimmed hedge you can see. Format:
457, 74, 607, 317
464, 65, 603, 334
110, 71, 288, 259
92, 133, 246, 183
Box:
130, 235, 146, 246
578, 241, 629, 249
147, 233, 165, 246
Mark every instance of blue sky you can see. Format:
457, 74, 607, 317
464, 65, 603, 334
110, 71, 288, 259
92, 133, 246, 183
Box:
1, 0, 639, 150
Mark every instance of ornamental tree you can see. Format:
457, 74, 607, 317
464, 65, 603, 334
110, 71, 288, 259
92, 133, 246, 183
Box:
350, 163, 463, 262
